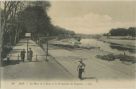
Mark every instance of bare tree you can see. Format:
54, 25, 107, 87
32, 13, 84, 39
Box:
0, 1, 24, 64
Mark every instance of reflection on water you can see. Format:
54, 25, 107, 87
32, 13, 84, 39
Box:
80, 39, 135, 56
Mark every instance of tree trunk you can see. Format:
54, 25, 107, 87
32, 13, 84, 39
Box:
14, 29, 18, 45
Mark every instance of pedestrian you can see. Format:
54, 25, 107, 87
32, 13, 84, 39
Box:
28, 48, 33, 62
27, 50, 30, 61
7, 54, 11, 64
20, 49, 26, 62
77, 59, 86, 80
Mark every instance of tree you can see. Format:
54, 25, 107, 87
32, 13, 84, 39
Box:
51, 26, 75, 37
0, 1, 76, 65
0, 1, 24, 63
109, 27, 136, 36
20, 1, 52, 41
128, 27, 136, 37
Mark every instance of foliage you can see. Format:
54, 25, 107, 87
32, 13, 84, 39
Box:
21, 7, 50, 39
51, 26, 75, 37
0, 1, 76, 59
1, 1, 24, 58
109, 27, 136, 37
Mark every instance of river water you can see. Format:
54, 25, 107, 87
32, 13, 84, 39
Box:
80, 39, 135, 56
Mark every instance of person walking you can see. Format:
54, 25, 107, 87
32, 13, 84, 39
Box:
28, 48, 33, 62
77, 59, 86, 80
20, 49, 26, 62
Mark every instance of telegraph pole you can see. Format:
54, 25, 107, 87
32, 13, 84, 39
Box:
45, 34, 49, 62
45, 39, 48, 62
27, 39, 28, 60
25, 33, 31, 60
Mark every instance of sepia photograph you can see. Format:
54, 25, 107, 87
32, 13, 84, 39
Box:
0, 0, 136, 89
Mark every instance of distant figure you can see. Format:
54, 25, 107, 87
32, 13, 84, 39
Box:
77, 59, 86, 80
28, 48, 33, 62
20, 49, 26, 62
7, 54, 11, 63
124, 51, 126, 55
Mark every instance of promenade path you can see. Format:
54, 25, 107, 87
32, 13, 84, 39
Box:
1, 39, 73, 80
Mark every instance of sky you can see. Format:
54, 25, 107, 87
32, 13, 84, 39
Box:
48, 1, 136, 34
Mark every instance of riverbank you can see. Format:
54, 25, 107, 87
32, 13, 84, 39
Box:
42, 38, 136, 80
98, 36, 136, 53
42, 42, 135, 81
49, 38, 99, 50
48, 37, 136, 57
48, 38, 136, 64
97, 53, 136, 63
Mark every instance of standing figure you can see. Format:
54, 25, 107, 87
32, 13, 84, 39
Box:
20, 49, 26, 62
7, 54, 11, 64
77, 59, 86, 80
28, 48, 33, 62
27, 50, 30, 61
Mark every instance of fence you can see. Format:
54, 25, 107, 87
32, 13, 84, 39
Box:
3, 54, 49, 63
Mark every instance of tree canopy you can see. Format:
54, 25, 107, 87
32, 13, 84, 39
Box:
0, 1, 76, 59
109, 27, 136, 37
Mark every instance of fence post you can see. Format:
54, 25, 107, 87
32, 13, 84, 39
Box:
18, 54, 20, 62
124, 51, 126, 55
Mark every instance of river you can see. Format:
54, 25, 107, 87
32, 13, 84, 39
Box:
80, 38, 135, 57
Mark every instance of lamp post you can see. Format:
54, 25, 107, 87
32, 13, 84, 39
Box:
25, 33, 31, 60
46, 34, 49, 62
45, 39, 48, 61
40, 34, 52, 62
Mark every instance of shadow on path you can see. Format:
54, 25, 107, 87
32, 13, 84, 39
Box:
82, 77, 98, 82
2, 60, 20, 67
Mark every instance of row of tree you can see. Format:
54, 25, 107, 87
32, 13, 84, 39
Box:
0, 1, 76, 60
51, 26, 75, 37
109, 27, 136, 37
0, 1, 25, 58
20, 2, 75, 42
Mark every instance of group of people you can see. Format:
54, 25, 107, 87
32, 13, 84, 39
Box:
20, 48, 33, 62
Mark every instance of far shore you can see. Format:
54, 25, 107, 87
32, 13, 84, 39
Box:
96, 36, 135, 47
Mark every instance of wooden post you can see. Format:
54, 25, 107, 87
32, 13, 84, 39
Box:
124, 51, 126, 56
47, 40, 48, 56
27, 39, 28, 60
18, 54, 20, 63
46, 40, 48, 62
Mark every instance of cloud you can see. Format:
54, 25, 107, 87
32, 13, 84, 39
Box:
48, 1, 136, 34
49, 12, 135, 34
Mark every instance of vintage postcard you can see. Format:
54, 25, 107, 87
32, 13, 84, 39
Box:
0, 0, 136, 89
